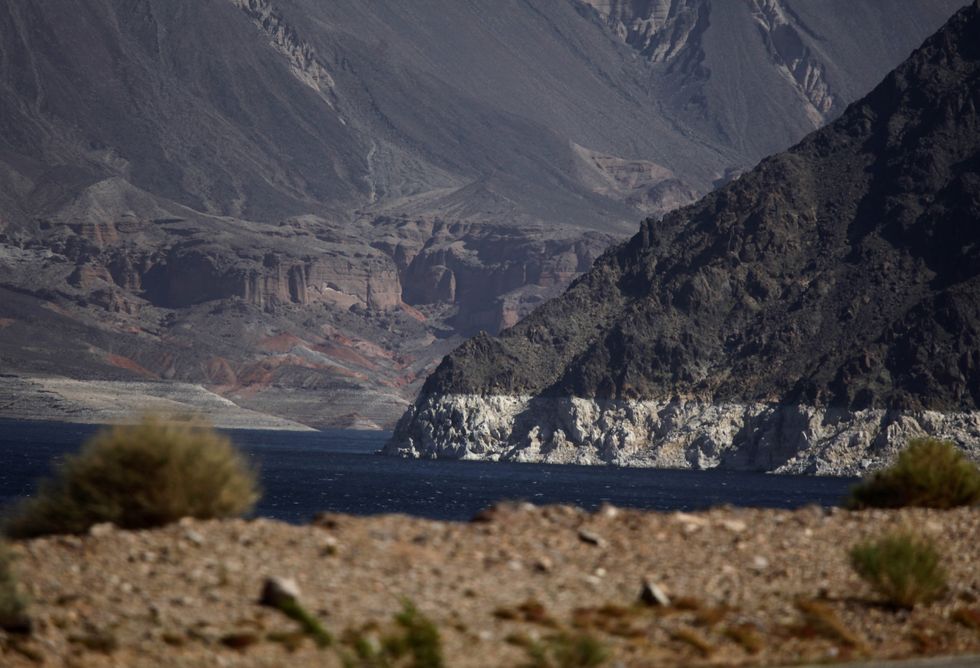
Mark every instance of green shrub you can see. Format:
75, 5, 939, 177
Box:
6, 415, 259, 538
849, 532, 947, 608
388, 601, 443, 668
0, 542, 30, 633
848, 437, 980, 509
341, 600, 443, 668
276, 598, 333, 648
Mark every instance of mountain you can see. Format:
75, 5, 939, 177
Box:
0, 0, 966, 428
387, 1, 980, 473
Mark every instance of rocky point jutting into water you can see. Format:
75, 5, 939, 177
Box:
387, 2, 980, 475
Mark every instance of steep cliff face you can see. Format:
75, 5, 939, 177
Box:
388, 2, 980, 471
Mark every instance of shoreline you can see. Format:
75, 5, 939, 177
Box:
387, 394, 980, 476
0, 375, 315, 432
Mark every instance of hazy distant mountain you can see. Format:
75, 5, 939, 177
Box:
0, 0, 966, 427
388, 1, 980, 472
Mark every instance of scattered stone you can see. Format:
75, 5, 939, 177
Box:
674, 513, 710, 533
183, 529, 205, 546
720, 519, 747, 533
577, 529, 606, 548
639, 578, 671, 607
89, 523, 115, 537
751, 556, 770, 572
260, 577, 301, 609
533, 556, 553, 573
598, 503, 620, 519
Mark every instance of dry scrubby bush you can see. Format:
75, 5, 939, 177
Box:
0, 542, 29, 633
848, 437, 980, 509
849, 532, 947, 608
5, 416, 259, 538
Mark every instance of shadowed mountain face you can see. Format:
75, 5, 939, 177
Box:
0, 0, 967, 427
389, 2, 980, 471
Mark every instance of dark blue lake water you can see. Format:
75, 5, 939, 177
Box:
0, 420, 859, 523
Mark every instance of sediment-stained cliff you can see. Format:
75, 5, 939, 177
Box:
388, 2, 980, 472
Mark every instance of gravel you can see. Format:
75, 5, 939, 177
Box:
2, 505, 978, 666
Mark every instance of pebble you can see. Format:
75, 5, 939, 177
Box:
89, 522, 116, 537
720, 519, 747, 533
533, 556, 553, 573
577, 529, 607, 548
639, 577, 671, 607
184, 529, 205, 546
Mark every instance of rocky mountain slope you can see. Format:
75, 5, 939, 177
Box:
388, 1, 980, 472
0, 0, 965, 427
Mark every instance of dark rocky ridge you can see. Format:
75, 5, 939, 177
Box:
389, 2, 980, 470
0, 0, 966, 427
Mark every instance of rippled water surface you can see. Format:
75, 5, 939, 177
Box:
0, 420, 858, 523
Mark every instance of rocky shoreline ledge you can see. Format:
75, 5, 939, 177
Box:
3, 504, 978, 666
385, 394, 980, 476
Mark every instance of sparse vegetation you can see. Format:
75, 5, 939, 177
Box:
340, 600, 443, 668
724, 624, 764, 654
523, 631, 608, 668
794, 599, 866, 650
0, 542, 29, 633
275, 598, 333, 648
672, 627, 714, 657
570, 604, 643, 638
850, 532, 947, 608
391, 601, 443, 668
847, 437, 980, 509
495, 599, 557, 627
5, 415, 259, 538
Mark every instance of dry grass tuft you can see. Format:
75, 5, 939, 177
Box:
671, 627, 714, 657
570, 604, 643, 638
794, 599, 866, 649
724, 624, 764, 654
495, 599, 557, 627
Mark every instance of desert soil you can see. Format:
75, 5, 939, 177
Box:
2, 504, 979, 667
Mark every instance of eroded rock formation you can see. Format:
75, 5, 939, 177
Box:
388, 2, 980, 471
